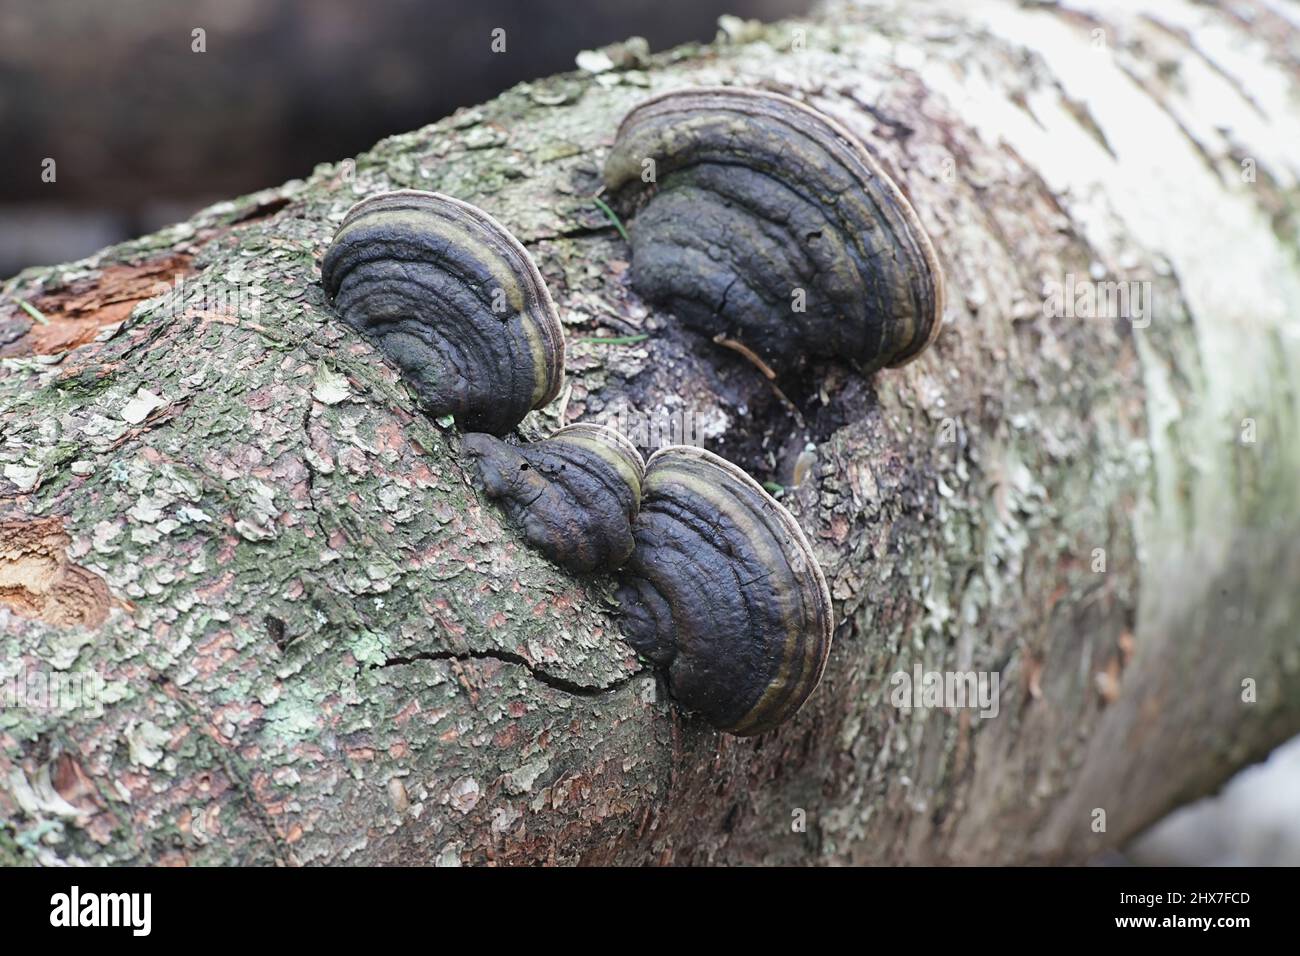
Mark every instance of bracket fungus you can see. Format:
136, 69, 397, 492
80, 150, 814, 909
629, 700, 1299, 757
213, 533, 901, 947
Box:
603, 87, 945, 375
463, 423, 646, 574
318, 178, 837, 736
321, 189, 565, 435
615, 445, 834, 735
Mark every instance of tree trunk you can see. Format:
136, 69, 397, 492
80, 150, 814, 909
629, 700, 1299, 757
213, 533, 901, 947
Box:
2, 0, 1298, 865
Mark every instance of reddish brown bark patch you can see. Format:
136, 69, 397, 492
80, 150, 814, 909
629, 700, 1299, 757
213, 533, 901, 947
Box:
50, 752, 104, 814
2, 254, 195, 358
0, 517, 112, 627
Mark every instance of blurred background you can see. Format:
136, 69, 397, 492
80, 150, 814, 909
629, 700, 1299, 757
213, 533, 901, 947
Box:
1, 0, 1295, 865
1128, 736, 1300, 866
0, 0, 805, 278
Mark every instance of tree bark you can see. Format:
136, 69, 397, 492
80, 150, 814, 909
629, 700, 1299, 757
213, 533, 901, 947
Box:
2, 0, 1298, 865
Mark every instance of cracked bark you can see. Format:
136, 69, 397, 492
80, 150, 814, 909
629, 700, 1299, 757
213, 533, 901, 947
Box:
372, 650, 647, 697
2, 0, 1299, 865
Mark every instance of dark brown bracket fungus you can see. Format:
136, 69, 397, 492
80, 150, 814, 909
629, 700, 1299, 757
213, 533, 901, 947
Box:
616, 444, 833, 735
320, 190, 565, 435
463, 423, 646, 574
603, 87, 945, 376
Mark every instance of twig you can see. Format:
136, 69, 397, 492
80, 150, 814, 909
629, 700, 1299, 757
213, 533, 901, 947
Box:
712, 333, 806, 430
18, 299, 49, 325
712, 333, 776, 379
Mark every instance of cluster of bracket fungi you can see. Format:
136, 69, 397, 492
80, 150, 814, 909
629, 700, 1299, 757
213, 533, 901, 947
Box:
320, 87, 943, 735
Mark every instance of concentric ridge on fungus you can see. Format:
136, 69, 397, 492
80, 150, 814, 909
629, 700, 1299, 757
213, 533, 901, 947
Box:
616, 445, 834, 735
320, 189, 565, 435
463, 423, 646, 573
603, 86, 945, 375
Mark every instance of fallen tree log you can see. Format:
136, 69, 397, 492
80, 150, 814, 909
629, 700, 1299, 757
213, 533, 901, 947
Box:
2, 0, 1298, 865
